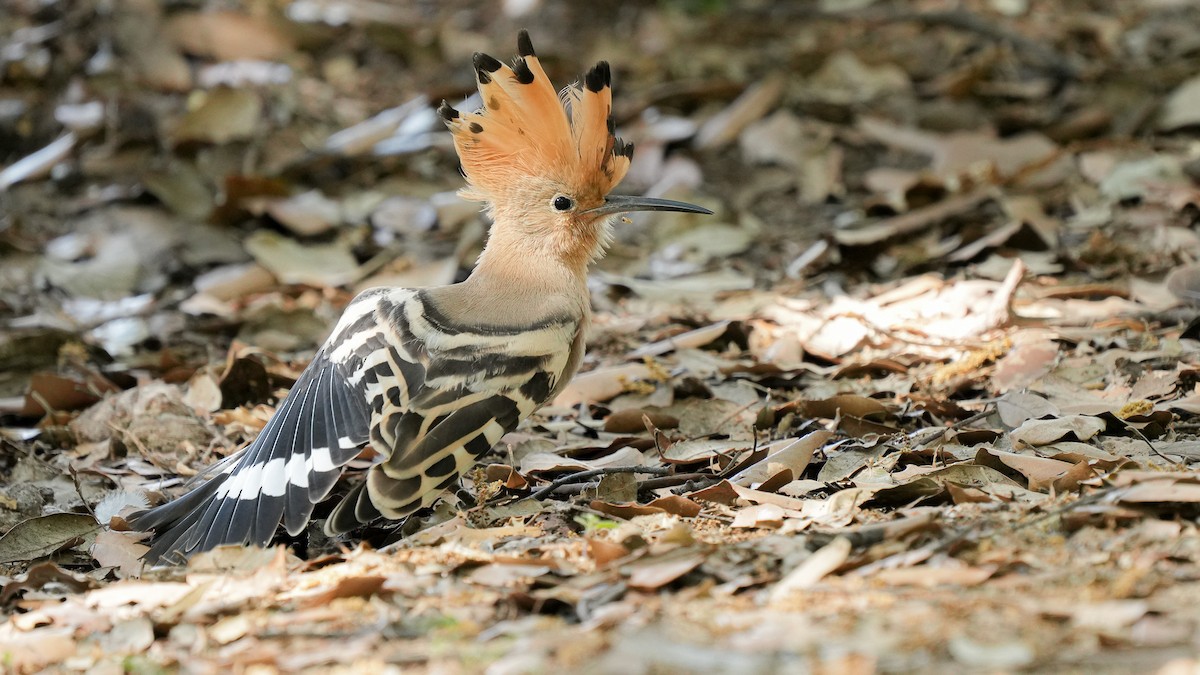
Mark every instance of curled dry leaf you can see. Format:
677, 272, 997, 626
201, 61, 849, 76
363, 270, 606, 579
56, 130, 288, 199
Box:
589, 495, 702, 520
1009, 415, 1107, 446
485, 464, 529, 490
629, 321, 731, 358
730, 431, 832, 486
978, 448, 1077, 491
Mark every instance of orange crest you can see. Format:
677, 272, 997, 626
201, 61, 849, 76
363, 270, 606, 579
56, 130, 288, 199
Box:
438, 31, 633, 206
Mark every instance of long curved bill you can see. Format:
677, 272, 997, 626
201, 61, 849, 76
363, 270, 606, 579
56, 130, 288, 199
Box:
587, 194, 713, 216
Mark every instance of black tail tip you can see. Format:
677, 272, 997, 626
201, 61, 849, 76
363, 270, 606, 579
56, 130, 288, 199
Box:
517, 30, 535, 57
585, 61, 611, 93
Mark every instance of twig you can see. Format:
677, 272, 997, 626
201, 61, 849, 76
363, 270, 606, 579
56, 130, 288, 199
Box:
853, 487, 1111, 575
525, 466, 671, 502
712, 399, 760, 432
637, 472, 712, 491
546, 471, 718, 496
1118, 418, 1180, 467
911, 405, 997, 450
68, 465, 97, 519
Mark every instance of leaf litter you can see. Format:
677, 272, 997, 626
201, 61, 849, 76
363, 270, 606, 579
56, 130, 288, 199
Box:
4, 1, 1200, 673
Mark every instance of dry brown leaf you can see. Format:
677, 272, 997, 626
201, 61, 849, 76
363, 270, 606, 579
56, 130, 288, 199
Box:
661, 438, 751, 464
604, 409, 679, 433
468, 564, 549, 588
978, 449, 1076, 491
801, 395, 890, 421
834, 188, 996, 246
694, 74, 785, 149
0, 628, 76, 672
520, 446, 646, 474
625, 549, 706, 591
555, 364, 654, 407
731, 431, 831, 486
485, 464, 529, 490
172, 88, 262, 145
1010, 415, 1107, 446
166, 11, 294, 61
770, 536, 851, 602
587, 538, 630, 568
0, 513, 100, 564
991, 335, 1059, 393
731, 504, 785, 529
871, 564, 995, 587
590, 495, 702, 520
243, 230, 361, 287
1118, 480, 1200, 504
90, 530, 149, 578
995, 390, 1060, 428
629, 321, 731, 358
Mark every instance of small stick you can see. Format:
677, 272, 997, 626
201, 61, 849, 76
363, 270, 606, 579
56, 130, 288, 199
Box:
526, 466, 671, 502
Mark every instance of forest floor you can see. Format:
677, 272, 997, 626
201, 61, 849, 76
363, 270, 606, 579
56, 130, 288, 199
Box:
3, 1, 1200, 672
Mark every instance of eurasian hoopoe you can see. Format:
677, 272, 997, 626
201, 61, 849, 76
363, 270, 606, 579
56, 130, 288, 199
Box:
131, 31, 711, 562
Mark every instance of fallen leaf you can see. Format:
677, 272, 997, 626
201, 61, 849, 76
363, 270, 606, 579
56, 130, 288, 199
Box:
587, 538, 630, 568
731, 503, 785, 529
730, 431, 831, 486
0, 513, 100, 564
90, 530, 150, 578
1158, 75, 1200, 131
243, 230, 361, 287
695, 74, 785, 149
978, 448, 1076, 491
1010, 415, 1107, 446
625, 549, 706, 591
167, 11, 294, 61
995, 390, 1060, 428
770, 536, 852, 602
172, 88, 262, 145
555, 364, 654, 407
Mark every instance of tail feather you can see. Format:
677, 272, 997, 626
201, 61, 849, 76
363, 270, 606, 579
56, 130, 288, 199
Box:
130, 342, 375, 563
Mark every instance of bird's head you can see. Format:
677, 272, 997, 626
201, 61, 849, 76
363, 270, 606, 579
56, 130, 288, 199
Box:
439, 31, 710, 270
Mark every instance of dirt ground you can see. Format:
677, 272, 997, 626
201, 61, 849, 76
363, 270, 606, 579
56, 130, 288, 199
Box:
3, 0, 1200, 672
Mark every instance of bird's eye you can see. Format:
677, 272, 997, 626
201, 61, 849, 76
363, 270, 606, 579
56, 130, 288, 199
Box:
552, 195, 574, 211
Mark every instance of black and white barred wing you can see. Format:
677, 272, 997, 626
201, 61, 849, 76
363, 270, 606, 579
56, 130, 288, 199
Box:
133, 290, 396, 562
325, 289, 579, 533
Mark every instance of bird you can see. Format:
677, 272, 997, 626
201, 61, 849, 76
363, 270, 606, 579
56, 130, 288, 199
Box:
130, 31, 712, 563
